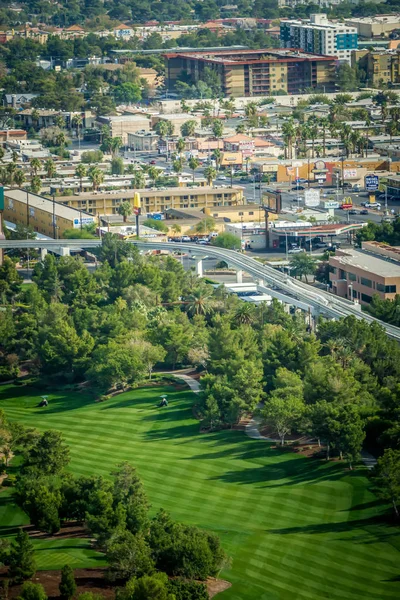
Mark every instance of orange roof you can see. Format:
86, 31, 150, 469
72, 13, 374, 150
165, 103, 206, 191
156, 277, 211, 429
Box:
115, 24, 132, 30
254, 138, 275, 147
224, 134, 253, 143
65, 24, 85, 31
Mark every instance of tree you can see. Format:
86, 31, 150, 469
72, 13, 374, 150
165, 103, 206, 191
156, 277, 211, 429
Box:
289, 253, 317, 283
88, 167, 104, 191
8, 530, 36, 583
186, 289, 214, 317
372, 449, 400, 519
30, 176, 42, 195
188, 157, 200, 182
181, 120, 197, 138
18, 582, 47, 600
336, 404, 365, 469
44, 158, 56, 179
75, 163, 87, 192
14, 169, 26, 188
30, 158, 41, 177
260, 394, 304, 445
118, 201, 133, 223
154, 120, 174, 138
16, 476, 61, 534
110, 137, 123, 159
112, 462, 150, 534
127, 573, 172, 600
111, 157, 124, 175
194, 217, 215, 235
203, 166, 217, 187
114, 82, 142, 104
106, 530, 154, 581
59, 564, 76, 600
133, 171, 146, 189
211, 120, 223, 139
23, 430, 70, 476
143, 219, 168, 233
211, 233, 241, 250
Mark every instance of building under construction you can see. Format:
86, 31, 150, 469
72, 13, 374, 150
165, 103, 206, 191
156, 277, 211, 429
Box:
164, 48, 337, 97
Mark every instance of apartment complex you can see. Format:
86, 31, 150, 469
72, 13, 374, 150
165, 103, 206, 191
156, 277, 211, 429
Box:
329, 241, 400, 305
352, 49, 400, 87
280, 14, 357, 64
164, 48, 336, 97
3, 189, 95, 237
57, 186, 244, 216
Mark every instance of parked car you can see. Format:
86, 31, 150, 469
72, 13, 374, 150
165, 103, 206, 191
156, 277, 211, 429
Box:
288, 247, 304, 254
181, 236, 191, 242
360, 209, 369, 215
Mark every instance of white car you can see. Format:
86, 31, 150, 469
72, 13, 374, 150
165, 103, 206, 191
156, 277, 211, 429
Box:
217, 175, 227, 180
364, 202, 381, 210
181, 236, 191, 242
288, 247, 304, 254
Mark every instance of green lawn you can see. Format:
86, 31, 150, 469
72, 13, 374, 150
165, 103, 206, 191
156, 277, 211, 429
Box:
1, 383, 400, 600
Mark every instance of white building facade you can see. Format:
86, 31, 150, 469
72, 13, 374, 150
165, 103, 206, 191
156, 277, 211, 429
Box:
280, 14, 358, 65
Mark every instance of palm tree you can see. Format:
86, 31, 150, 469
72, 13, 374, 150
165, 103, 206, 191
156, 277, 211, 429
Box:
0, 147, 5, 163
44, 158, 56, 179
109, 137, 122, 159
212, 149, 221, 171
282, 119, 296, 159
181, 120, 197, 138
204, 166, 217, 187
244, 101, 257, 118
118, 200, 133, 223
176, 138, 185, 160
236, 123, 246, 134
6, 163, 17, 186
186, 289, 214, 316
171, 224, 181, 236
88, 166, 104, 191
11, 150, 18, 163
31, 175, 42, 194
75, 163, 87, 192
188, 157, 200, 182
319, 117, 329, 156
30, 157, 41, 177
55, 132, 67, 157
148, 166, 160, 186
31, 109, 40, 130
71, 114, 83, 149
234, 303, 255, 325
309, 125, 319, 159
14, 169, 26, 188
172, 158, 183, 175
54, 115, 65, 129
133, 170, 145, 189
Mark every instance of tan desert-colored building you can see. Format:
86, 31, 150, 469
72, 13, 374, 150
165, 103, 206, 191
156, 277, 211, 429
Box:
3, 188, 96, 237
57, 186, 244, 216
329, 241, 400, 305
96, 115, 151, 143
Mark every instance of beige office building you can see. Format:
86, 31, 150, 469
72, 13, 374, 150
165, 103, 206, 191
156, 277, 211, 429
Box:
57, 186, 244, 216
329, 241, 400, 305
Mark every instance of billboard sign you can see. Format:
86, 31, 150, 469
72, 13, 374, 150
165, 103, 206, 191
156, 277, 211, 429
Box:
73, 216, 95, 229
344, 169, 357, 179
365, 174, 379, 191
304, 188, 320, 207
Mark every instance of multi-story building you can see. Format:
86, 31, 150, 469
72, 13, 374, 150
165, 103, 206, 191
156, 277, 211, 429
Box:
96, 115, 151, 144
56, 186, 244, 216
3, 189, 96, 238
164, 48, 336, 97
280, 14, 358, 64
352, 49, 400, 87
345, 15, 400, 39
329, 241, 400, 305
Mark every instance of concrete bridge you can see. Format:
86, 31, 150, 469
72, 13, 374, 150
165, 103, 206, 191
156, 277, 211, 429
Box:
1, 237, 400, 340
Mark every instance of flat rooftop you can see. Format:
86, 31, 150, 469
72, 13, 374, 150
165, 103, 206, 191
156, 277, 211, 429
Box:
346, 15, 400, 24
57, 186, 243, 202
4, 188, 92, 220
333, 248, 400, 278
164, 48, 337, 64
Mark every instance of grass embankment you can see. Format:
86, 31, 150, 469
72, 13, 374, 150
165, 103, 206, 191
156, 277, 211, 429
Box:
1, 383, 400, 600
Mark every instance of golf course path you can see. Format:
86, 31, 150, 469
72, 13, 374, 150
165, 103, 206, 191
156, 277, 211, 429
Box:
168, 370, 200, 393
245, 403, 279, 442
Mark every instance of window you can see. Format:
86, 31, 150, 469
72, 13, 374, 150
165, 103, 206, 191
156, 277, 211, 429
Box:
380, 284, 397, 293
361, 293, 372, 303
360, 277, 372, 288
348, 272, 356, 281
339, 269, 346, 279
249, 211, 254, 215
239, 212, 243, 215
331, 267, 337, 274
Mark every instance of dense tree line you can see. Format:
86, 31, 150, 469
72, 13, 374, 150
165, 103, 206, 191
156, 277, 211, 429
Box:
2, 237, 400, 518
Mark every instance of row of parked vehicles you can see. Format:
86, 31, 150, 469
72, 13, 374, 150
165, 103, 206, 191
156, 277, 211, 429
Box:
168, 233, 218, 245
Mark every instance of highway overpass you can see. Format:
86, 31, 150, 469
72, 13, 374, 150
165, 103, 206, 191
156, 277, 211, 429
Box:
1, 237, 400, 340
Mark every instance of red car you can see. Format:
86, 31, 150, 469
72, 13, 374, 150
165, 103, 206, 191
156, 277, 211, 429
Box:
149, 160, 156, 165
